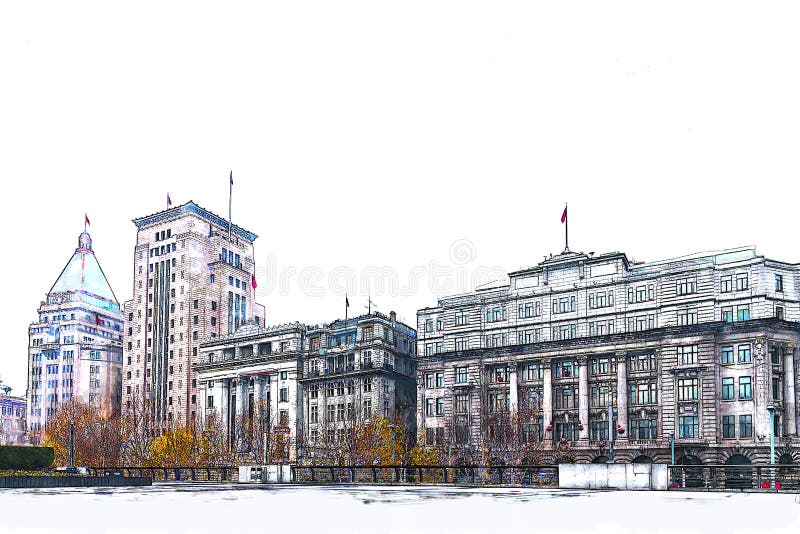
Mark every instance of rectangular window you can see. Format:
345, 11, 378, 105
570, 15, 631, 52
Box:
738, 376, 752, 399
678, 416, 699, 439
455, 337, 468, 351
722, 415, 735, 438
425, 398, 434, 416
677, 345, 698, 366
721, 346, 734, 364
677, 309, 698, 326
721, 377, 734, 400
720, 275, 733, 293
436, 372, 444, 388
738, 344, 751, 363
455, 367, 468, 384
455, 393, 468, 414
775, 274, 784, 292
676, 277, 697, 296
677, 378, 698, 401
737, 305, 750, 321
721, 307, 733, 323
739, 414, 753, 438
436, 397, 444, 416
735, 274, 749, 291
455, 310, 469, 326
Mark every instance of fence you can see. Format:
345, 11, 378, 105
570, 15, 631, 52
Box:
668, 464, 800, 491
85, 466, 238, 482
290, 465, 558, 486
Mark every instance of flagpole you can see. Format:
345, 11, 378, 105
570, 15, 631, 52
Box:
228, 171, 233, 243
345, 293, 348, 321
565, 203, 569, 252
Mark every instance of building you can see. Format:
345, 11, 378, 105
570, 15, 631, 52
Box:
27, 231, 123, 437
299, 311, 417, 461
0, 379, 27, 445
196, 321, 305, 462
416, 247, 799, 466
123, 201, 265, 430
194, 311, 417, 462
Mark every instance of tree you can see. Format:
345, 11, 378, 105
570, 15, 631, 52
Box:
42, 399, 122, 467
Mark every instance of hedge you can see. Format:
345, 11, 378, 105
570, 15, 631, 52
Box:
0, 446, 54, 470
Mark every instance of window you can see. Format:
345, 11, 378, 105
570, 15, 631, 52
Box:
555, 360, 574, 378
739, 414, 753, 438
436, 372, 444, 388
486, 306, 507, 322
738, 344, 751, 363
677, 308, 698, 326
720, 346, 733, 364
721, 377, 734, 400
720, 275, 733, 293
773, 377, 781, 400
677, 345, 698, 366
736, 305, 750, 321
552, 296, 576, 314
776, 306, 785, 320
629, 382, 657, 405
280, 388, 288, 402
455, 337, 468, 351
721, 307, 733, 323
590, 385, 616, 407
525, 362, 543, 381
425, 398, 434, 416
455, 367, 468, 384
735, 274, 748, 291
425, 374, 434, 388
455, 393, 468, 414
455, 310, 469, 325
424, 319, 433, 332
677, 378, 698, 401
676, 277, 697, 296
590, 356, 616, 375
722, 415, 735, 438
775, 274, 784, 292
678, 416, 699, 439
629, 418, 657, 440
738, 376, 752, 399
436, 397, 444, 416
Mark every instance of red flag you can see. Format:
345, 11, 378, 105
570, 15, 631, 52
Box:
561, 205, 567, 224
251, 272, 257, 290
85, 214, 91, 226
167, 194, 172, 207
230, 171, 233, 186
96, 314, 101, 325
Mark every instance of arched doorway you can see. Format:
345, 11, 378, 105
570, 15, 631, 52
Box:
724, 454, 752, 489
633, 455, 653, 464
592, 456, 609, 464
676, 455, 704, 488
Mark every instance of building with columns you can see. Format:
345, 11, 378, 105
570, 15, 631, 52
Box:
122, 201, 265, 430
27, 231, 123, 438
196, 321, 305, 462
194, 311, 417, 462
416, 247, 800, 465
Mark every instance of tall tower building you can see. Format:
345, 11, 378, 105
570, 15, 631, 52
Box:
123, 201, 265, 429
27, 231, 123, 438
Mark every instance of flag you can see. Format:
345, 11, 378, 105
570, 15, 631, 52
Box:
345, 295, 350, 308
96, 314, 102, 326
230, 171, 233, 186
167, 194, 172, 207
85, 213, 91, 226
561, 205, 567, 224
251, 272, 257, 290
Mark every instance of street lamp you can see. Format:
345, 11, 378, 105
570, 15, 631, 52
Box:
607, 399, 615, 464
767, 403, 776, 488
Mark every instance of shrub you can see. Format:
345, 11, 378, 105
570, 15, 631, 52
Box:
0, 446, 55, 470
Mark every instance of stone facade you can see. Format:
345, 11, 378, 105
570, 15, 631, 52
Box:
196, 321, 305, 462
122, 201, 265, 429
299, 312, 417, 461
416, 247, 800, 465
27, 231, 123, 437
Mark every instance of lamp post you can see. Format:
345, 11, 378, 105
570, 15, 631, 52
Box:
607, 399, 615, 464
68, 421, 75, 471
767, 403, 776, 487
670, 433, 675, 465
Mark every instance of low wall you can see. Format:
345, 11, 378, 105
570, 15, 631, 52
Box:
558, 464, 668, 490
239, 465, 293, 483
0, 476, 152, 489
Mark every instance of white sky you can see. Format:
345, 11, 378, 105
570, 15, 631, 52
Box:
1, 1, 799, 393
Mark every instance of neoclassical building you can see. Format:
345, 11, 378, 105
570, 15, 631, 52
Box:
27, 231, 123, 436
416, 247, 799, 465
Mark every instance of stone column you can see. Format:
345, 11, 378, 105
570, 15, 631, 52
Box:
616, 352, 628, 441
509, 364, 518, 417
785, 344, 797, 436
578, 356, 589, 441
754, 339, 771, 442
542, 363, 553, 439
270, 373, 280, 427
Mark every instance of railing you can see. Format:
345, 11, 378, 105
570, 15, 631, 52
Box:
668, 464, 800, 491
291, 465, 558, 486
86, 466, 238, 482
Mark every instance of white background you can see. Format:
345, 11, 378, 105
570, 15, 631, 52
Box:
1, 1, 799, 393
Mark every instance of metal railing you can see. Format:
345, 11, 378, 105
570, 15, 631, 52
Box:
290, 465, 558, 486
668, 464, 800, 491
86, 466, 238, 482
